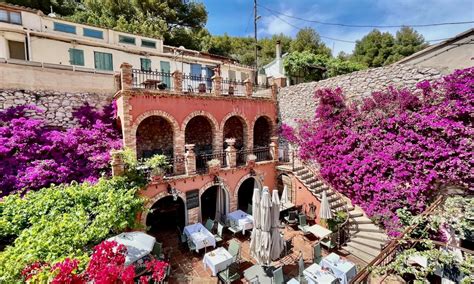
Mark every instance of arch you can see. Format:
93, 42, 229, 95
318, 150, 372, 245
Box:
222, 114, 248, 151
251, 115, 274, 149
181, 110, 219, 132
199, 180, 231, 222
234, 175, 262, 212
136, 116, 174, 159
132, 110, 180, 136
141, 190, 188, 229
277, 173, 293, 202
220, 112, 249, 131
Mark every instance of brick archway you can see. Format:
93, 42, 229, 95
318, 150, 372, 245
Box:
250, 115, 274, 149
198, 179, 231, 222
221, 112, 249, 151
140, 190, 187, 227
129, 110, 180, 157
182, 111, 221, 153
234, 174, 262, 211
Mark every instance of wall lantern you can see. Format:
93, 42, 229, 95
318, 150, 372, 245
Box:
167, 184, 181, 201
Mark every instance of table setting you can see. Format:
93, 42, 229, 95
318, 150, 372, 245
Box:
320, 253, 357, 284
202, 247, 233, 276
303, 263, 337, 284
183, 223, 216, 252
227, 209, 254, 234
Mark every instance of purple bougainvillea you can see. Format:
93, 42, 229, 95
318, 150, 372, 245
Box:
284, 68, 474, 235
0, 103, 122, 197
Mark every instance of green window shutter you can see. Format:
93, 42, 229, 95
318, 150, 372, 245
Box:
69, 49, 84, 66
141, 58, 151, 71
94, 52, 113, 71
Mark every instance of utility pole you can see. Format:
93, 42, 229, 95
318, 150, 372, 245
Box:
254, 0, 258, 85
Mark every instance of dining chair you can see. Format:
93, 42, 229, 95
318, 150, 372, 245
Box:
214, 222, 225, 243
247, 204, 253, 215
228, 239, 241, 262
284, 210, 298, 226
321, 233, 337, 250
313, 243, 322, 264
227, 219, 242, 236
187, 238, 197, 253
272, 267, 285, 284
297, 253, 305, 282
205, 218, 215, 232
152, 242, 165, 260
297, 214, 310, 235
217, 262, 240, 284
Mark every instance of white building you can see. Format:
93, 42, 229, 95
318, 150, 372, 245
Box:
0, 3, 253, 82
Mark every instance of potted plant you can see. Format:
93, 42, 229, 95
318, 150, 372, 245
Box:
247, 154, 257, 168
144, 154, 170, 182
207, 159, 221, 175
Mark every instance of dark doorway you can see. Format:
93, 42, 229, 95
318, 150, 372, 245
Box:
238, 178, 257, 213
146, 196, 185, 233
201, 186, 218, 222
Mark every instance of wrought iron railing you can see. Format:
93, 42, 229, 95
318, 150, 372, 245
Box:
182, 74, 212, 94
222, 79, 245, 96
164, 155, 186, 177
132, 69, 172, 90
252, 146, 272, 162
195, 151, 227, 173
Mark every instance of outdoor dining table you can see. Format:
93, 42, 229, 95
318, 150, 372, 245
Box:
321, 253, 357, 284
307, 224, 332, 239
227, 210, 254, 235
303, 263, 337, 284
183, 223, 216, 252
202, 247, 233, 276
243, 264, 273, 284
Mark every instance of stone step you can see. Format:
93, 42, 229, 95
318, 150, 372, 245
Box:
349, 225, 385, 234
345, 240, 381, 257
349, 230, 388, 242
343, 243, 379, 264
348, 211, 363, 218
330, 201, 347, 209
349, 216, 373, 225
349, 236, 385, 251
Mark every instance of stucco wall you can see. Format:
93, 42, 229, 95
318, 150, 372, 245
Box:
277, 64, 443, 127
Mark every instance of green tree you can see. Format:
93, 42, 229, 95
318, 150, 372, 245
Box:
326, 58, 366, 77
5, 0, 79, 16
290, 27, 332, 57
353, 29, 396, 67
283, 51, 330, 82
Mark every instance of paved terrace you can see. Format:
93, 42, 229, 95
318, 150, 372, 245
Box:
153, 225, 366, 283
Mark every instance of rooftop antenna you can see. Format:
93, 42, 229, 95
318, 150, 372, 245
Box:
48, 6, 56, 17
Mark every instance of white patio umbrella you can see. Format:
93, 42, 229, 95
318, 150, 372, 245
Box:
215, 185, 224, 222
270, 189, 285, 260
108, 232, 156, 265
320, 190, 333, 220
249, 188, 261, 261
280, 184, 289, 205
258, 186, 273, 265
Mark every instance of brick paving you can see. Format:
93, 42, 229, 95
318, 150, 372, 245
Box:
152, 224, 366, 283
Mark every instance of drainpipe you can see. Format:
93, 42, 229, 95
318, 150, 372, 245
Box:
26, 30, 32, 60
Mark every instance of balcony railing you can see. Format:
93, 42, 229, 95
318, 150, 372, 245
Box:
182, 74, 212, 94
164, 155, 186, 177
132, 69, 173, 90
196, 151, 227, 173
253, 146, 272, 162
222, 79, 245, 96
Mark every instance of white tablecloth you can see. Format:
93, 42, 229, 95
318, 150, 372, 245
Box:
308, 224, 332, 239
184, 223, 216, 251
227, 210, 254, 234
303, 263, 337, 284
321, 253, 357, 284
202, 247, 233, 276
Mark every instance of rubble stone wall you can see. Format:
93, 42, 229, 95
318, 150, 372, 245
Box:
277, 64, 444, 127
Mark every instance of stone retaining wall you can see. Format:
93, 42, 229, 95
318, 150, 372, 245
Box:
277, 64, 443, 127
0, 89, 112, 128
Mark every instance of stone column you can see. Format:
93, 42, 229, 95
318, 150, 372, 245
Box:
120, 62, 133, 91
271, 83, 278, 100
114, 72, 122, 92
184, 144, 196, 175
188, 207, 200, 224
225, 138, 237, 168
269, 136, 279, 161
274, 77, 287, 88
110, 150, 125, 176
172, 70, 183, 94
244, 79, 253, 97
212, 75, 222, 96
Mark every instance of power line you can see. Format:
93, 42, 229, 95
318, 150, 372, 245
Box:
258, 4, 474, 28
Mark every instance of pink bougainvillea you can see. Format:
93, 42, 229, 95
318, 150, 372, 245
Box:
283, 68, 474, 235
0, 103, 122, 197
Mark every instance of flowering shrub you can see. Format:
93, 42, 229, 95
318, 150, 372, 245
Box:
20, 241, 168, 284
284, 68, 473, 234
0, 103, 121, 197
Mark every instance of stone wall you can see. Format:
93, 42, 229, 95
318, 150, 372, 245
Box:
0, 89, 112, 128
277, 64, 443, 127
136, 116, 174, 158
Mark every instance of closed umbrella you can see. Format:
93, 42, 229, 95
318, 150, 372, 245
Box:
215, 185, 222, 222
258, 186, 273, 265
319, 190, 333, 220
270, 189, 285, 260
249, 188, 261, 261
281, 184, 289, 205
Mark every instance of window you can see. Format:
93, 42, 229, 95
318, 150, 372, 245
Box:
8, 41, 25, 60
141, 40, 156, 48
0, 9, 22, 25
140, 58, 151, 71
119, 35, 135, 45
83, 28, 103, 39
241, 72, 248, 81
54, 22, 76, 34
228, 70, 236, 81
94, 52, 113, 71
69, 48, 84, 66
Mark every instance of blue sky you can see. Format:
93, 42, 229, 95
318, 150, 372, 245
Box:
201, 0, 474, 55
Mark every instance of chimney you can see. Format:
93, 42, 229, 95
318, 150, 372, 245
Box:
275, 40, 282, 59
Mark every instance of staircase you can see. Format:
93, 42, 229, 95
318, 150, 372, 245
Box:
292, 164, 389, 264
